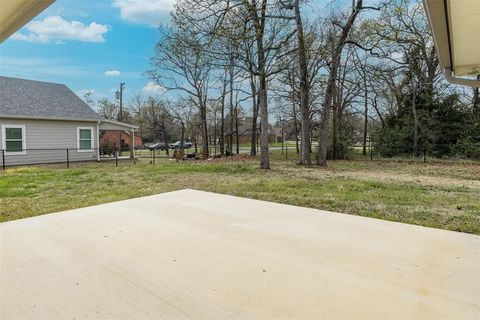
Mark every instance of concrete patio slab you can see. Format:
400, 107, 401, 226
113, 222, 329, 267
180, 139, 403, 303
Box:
0, 189, 479, 319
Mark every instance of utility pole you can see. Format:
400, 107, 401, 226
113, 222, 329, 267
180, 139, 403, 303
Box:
116, 82, 125, 122
115, 82, 125, 154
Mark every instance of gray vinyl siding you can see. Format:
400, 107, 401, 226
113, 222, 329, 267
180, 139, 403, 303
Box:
0, 118, 98, 166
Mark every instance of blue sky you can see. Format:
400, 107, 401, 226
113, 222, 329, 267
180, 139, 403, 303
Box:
0, 0, 357, 107
0, 0, 174, 104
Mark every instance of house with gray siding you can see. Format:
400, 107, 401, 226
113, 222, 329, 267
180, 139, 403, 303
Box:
0, 76, 137, 166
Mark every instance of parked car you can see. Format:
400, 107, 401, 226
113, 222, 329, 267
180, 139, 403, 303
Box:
170, 141, 193, 149
147, 143, 168, 151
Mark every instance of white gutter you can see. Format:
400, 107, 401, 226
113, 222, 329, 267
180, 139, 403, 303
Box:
443, 68, 480, 88
423, 0, 480, 87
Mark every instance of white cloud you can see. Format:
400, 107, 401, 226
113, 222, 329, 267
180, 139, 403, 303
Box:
112, 0, 175, 26
143, 82, 165, 95
11, 16, 109, 43
104, 69, 121, 76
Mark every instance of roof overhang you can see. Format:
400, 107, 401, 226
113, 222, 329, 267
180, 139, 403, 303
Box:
99, 120, 139, 131
0, 0, 55, 43
0, 114, 99, 122
423, 0, 480, 87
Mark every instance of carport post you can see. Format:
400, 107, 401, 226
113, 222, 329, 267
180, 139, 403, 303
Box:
115, 152, 118, 167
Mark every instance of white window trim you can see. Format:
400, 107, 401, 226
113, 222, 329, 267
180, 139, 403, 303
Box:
77, 127, 94, 152
1, 125, 27, 155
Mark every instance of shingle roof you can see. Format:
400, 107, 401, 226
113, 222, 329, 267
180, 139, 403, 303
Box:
0, 76, 99, 121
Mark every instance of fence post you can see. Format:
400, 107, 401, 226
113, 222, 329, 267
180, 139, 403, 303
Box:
285, 146, 288, 160
153, 149, 156, 164
66, 149, 70, 168
423, 145, 427, 163
2, 150, 5, 171
369, 143, 373, 161
115, 151, 118, 167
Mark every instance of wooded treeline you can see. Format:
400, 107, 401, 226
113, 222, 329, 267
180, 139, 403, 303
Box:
87, 0, 480, 167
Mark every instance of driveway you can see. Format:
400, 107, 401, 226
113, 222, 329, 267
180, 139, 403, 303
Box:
1, 189, 478, 319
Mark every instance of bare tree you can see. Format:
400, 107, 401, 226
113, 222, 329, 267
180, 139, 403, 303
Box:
147, 15, 212, 158
316, 0, 380, 165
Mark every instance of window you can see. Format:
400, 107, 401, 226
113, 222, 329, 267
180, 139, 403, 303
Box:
77, 127, 93, 151
2, 125, 26, 155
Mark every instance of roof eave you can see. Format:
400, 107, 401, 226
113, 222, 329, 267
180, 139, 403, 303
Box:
423, 0, 480, 87
0, 114, 99, 122
100, 119, 139, 130
0, 0, 55, 43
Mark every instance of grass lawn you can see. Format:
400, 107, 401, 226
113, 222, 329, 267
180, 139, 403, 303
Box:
1, 158, 479, 235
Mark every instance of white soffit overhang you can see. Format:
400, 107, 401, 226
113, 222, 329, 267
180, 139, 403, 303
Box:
448, 0, 480, 76
0, 0, 55, 43
423, 0, 480, 86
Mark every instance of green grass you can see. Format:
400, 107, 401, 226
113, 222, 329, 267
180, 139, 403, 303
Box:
1, 158, 479, 234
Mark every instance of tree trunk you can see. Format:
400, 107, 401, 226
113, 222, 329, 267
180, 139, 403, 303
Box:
259, 72, 270, 169
292, 100, 299, 154
372, 97, 385, 128
213, 114, 217, 155
200, 101, 209, 158
251, 112, 258, 155
317, 0, 363, 166
220, 72, 227, 155
250, 86, 259, 156
362, 87, 368, 156
294, 0, 311, 165
411, 83, 419, 155
162, 120, 169, 156
332, 100, 337, 160
317, 63, 337, 165
235, 108, 240, 154
473, 75, 480, 118
228, 55, 234, 155
193, 133, 198, 154
250, 1, 270, 169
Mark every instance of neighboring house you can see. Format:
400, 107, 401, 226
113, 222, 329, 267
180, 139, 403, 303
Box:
100, 130, 143, 150
270, 126, 284, 143
0, 76, 138, 166
236, 120, 283, 144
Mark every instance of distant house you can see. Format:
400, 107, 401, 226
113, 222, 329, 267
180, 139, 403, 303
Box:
235, 119, 284, 144
0, 76, 138, 166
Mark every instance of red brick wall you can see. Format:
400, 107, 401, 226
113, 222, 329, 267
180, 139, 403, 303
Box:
100, 131, 142, 149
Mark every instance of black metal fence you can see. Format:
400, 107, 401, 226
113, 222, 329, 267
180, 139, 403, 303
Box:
276, 143, 480, 163
1, 143, 479, 171
0, 148, 139, 170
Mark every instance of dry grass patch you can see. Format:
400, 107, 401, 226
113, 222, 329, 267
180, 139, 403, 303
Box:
1, 159, 479, 234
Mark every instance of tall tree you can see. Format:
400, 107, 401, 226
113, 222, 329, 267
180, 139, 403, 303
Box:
148, 15, 212, 158
317, 0, 379, 165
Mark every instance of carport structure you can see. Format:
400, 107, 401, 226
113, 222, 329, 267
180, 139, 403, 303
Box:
1, 190, 479, 319
98, 119, 138, 158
